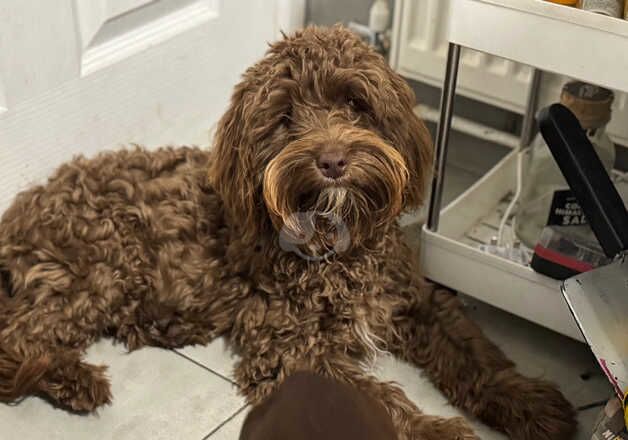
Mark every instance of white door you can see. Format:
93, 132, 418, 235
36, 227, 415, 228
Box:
0, 0, 297, 213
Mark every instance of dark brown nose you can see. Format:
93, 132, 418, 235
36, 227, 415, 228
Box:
317, 151, 347, 179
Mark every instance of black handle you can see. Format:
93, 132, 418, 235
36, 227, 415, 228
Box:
538, 104, 628, 258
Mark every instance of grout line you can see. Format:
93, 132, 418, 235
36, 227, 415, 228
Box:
202, 404, 249, 440
172, 349, 237, 385
577, 399, 608, 412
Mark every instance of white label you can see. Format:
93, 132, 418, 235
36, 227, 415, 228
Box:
581, 0, 622, 17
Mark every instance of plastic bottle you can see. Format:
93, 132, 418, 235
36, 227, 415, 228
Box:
581, 0, 624, 17
515, 82, 616, 249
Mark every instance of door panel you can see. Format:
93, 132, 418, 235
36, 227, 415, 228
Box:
0, 1, 79, 106
0, 0, 292, 214
76, 0, 219, 75
107, 0, 157, 18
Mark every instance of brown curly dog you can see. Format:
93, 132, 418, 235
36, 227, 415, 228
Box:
0, 26, 575, 439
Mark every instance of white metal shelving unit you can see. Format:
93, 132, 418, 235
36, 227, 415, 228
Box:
421, 0, 628, 342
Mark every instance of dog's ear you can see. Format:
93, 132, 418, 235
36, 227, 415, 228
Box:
385, 72, 434, 211
208, 61, 293, 243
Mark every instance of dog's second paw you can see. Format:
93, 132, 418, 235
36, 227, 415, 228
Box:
486, 371, 577, 440
40, 360, 112, 413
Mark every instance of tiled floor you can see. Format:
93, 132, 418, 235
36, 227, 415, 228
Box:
0, 294, 610, 440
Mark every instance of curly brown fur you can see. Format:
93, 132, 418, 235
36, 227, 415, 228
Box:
0, 26, 575, 439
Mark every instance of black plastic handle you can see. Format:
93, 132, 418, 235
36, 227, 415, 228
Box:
538, 104, 628, 258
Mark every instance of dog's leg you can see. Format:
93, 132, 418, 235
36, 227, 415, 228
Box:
0, 278, 113, 410
112, 286, 241, 351
387, 284, 576, 440
0, 343, 111, 412
37, 350, 112, 412
234, 352, 478, 440
335, 370, 478, 440
114, 318, 222, 352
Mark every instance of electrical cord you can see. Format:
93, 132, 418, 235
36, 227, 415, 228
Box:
498, 148, 524, 247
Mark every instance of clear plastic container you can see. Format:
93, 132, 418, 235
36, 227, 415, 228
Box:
515, 81, 616, 249
531, 225, 611, 275
515, 128, 615, 248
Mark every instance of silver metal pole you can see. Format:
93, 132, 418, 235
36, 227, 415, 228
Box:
427, 43, 461, 231
520, 68, 542, 148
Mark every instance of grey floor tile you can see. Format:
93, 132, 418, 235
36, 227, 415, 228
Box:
462, 295, 613, 408
177, 337, 237, 382
0, 340, 244, 440
198, 357, 595, 440
375, 355, 508, 439
205, 405, 249, 439
462, 295, 612, 438
7, 302, 605, 439
370, 293, 610, 439
577, 408, 603, 440
178, 297, 608, 439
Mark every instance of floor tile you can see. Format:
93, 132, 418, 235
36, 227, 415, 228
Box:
179, 295, 610, 439
577, 407, 603, 440
375, 344, 608, 440
0, 340, 244, 440
462, 294, 612, 438
177, 337, 237, 382
375, 355, 508, 439
187, 297, 610, 439
17, 299, 605, 439
462, 295, 613, 408
205, 405, 249, 439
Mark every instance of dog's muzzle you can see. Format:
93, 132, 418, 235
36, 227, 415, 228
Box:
263, 126, 408, 252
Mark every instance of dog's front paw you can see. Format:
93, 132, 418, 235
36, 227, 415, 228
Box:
39, 360, 112, 413
485, 371, 576, 440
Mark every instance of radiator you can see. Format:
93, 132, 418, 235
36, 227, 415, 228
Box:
391, 0, 628, 146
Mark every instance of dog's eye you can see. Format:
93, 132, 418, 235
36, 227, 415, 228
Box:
348, 97, 372, 117
348, 97, 363, 110
280, 107, 292, 127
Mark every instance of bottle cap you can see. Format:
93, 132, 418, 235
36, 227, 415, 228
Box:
560, 81, 614, 130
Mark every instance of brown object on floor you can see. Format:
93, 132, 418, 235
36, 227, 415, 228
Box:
240, 372, 398, 440
0, 25, 576, 439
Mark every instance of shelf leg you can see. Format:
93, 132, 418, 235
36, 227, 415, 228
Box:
520, 68, 543, 148
427, 43, 461, 232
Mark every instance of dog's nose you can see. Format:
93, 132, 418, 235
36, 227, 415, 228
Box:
317, 151, 347, 179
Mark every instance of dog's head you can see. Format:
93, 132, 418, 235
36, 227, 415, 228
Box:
209, 26, 433, 255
